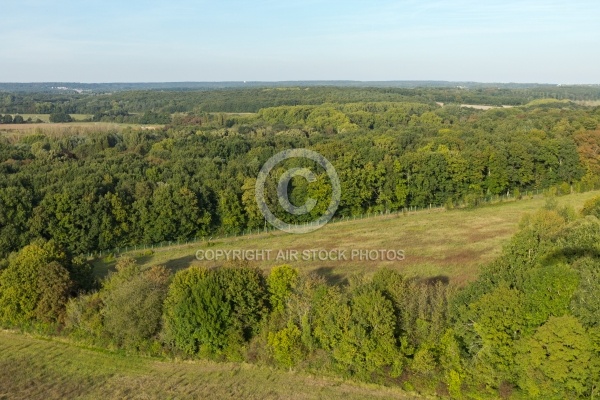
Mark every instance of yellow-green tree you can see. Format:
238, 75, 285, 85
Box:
517, 316, 594, 398
0, 240, 70, 326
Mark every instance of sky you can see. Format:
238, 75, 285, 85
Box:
1, 0, 599, 83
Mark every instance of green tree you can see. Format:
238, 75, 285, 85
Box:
36, 189, 99, 254
148, 185, 211, 243
163, 266, 268, 357
439, 329, 466, 399
0, 240, 70, 326
325, 287, 403, 379
571, 257, 600, 328
268, 321, 304, 368
64, 292, 104, 341
162, 267, 228, 355
139, 110, 171, 124
521, 264, 578, 329
0, 184, 33, 259
267, 265, 299, 313
581, 195, 600, 219
516, 316, 594, 398
35, 261, 72, 324
468, 285, 526, 386
218, 189, 245, 234
241, 177, 264, 230
102, 259, 171, 349
212, 265, 269, 347
49, 112, 73, 123
98, 192, 131, 249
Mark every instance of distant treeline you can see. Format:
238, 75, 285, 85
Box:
2, 86, 600, 117
1, 80, 600, 92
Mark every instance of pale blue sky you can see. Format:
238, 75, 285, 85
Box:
1, 0, 598, 83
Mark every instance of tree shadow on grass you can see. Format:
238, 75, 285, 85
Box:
417, 275, 450, 285
131, 253, 156, 267
313, 266, 348, 286
93, 252, 165, 279
164, 255, 197, 272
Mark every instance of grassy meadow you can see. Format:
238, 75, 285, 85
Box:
94, 190, 600, 286
0, 331, 418, 400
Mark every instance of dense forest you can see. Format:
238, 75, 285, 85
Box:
1, 97, 599, 259
1, 87, 600, 398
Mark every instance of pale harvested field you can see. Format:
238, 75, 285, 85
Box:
0, 122, 164, 141
435, 102, 515, 110
575, 100, 600, 107
1, 122, 116, 131
460, 104, 515, 110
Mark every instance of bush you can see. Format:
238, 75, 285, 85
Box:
49, 112, 73, 123
0, 240, 71, 327
35, 261, 72, 324
267, 265, 298, 313
581, 195, 600, 219
463, 193, 480, 209
513, 187, 521, 200
162, 266, 268, 358
314, 285, 403, 380
102, 261, 171, 349
65, 292, 104, 341
268, 321, 304, 368
557, 182, 572, 196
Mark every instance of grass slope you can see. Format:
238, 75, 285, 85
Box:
0, 331, 418, 400
95, 190, 600, 285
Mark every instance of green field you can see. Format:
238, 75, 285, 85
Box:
0, 331, 417, 400
95, 190, 600, 285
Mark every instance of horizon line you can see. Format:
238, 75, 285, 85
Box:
2, 80, 600, 86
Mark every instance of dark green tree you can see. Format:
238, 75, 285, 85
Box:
49, 112, 73, 123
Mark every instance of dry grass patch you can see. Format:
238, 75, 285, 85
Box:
93, 190, 600, 286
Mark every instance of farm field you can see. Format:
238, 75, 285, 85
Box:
3, 114, 92, 123
0, 331, 417, 400
0, 122, 163, 140
95, 190, 600, 285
